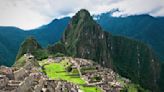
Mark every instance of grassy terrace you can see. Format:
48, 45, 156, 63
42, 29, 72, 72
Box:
40, 59, 101, 92
13, 56, 26, 67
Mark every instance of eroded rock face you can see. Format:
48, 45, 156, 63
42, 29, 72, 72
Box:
58, 9, 161, 91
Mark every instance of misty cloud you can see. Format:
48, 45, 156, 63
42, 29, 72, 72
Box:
0, 0, 164, 29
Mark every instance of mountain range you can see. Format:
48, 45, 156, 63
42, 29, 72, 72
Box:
0, 10, 164, 67
0, 17, 69, 66
15, 9, 164, 92
95, 13, 164, 61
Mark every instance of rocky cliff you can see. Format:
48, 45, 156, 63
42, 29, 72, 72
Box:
55, 9, 162, 91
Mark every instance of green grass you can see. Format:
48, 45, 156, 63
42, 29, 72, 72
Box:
13, 56, 26, 67
39, 59, 49, 66
126, 84, 150, 92
80, 86, 102, 92
127, 84, 138, 92
117, 77, 126, 87
44, 60, 85, 84
42, 59, 102, 92
60, 59, 72, 68
71, 68, 79, 74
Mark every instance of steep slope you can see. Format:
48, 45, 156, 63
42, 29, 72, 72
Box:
1, 13, 164, 67
55, 9, 162, 91
0, 27, 27, 66
16, 36, 42, 60
0, 40, 13, 66
0, 17, 69, 66
96, 13, 164, 61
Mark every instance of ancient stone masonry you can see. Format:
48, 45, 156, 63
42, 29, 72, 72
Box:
42, 80, 79, 92
0, 54, 130, 92
0, 75, 9, 89
0, 55, 80, 92
0, 54, 47, 92
69, 57, 130, 92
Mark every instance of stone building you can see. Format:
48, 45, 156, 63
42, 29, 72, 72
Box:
0, 75, 9, 89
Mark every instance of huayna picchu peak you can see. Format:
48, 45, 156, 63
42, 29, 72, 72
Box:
0, 9, 164, 92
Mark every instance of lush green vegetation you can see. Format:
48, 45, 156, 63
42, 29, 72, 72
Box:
33, 49, 49, 60
80, 86, 101, 92
13, 55, 39, 68
13, 56, 26, 68
125, 84, 150, 92
16, 37, 51, 62
0, 27, 26, 66
47, 41, 66, 55
0, 18, 70, 66
43, 60, 85, 84
41, 59, 101, 92
127, 84, 139, 92
2, 9, 163, 92
16, 36, 42, 60
96, 13, 164, 61
58, 9, 161, 92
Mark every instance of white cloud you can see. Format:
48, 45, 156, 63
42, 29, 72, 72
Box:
111, 0, 164, 17
0, 0, 163, 29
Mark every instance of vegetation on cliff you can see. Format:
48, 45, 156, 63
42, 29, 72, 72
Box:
15, 9, 164, 92
16, 36, 48, 60
51, 9, 162, 92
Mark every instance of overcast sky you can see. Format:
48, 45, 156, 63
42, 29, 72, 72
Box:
0, 0, 164, 30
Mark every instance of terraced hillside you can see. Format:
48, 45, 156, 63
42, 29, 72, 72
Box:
40, 57, 147, 92
57, 9, 161, 92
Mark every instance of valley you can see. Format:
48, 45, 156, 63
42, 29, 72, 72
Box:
1, 13, 164, 66
0, 9, 164, 92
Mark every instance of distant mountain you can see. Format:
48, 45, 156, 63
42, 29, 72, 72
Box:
53, 9, 162, 92
95, 13, 164, 61
0, 17, 70, 66
0, 11, 164, 67
0, 27, 26, 66
27, 17, 70, 47
1, 9, 164, 91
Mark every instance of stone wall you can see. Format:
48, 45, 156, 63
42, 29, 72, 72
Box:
34, 79, 45, 92
24, 61, 33, 70
14, 68, 27, 80
16, 81, 27, 92
0, 75, 9, 89
16, 75, 34, 92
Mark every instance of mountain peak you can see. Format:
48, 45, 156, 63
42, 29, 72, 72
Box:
66, 9, 100, 31
77, 9, 91, 17
59, 9, 161, 91
71, 9, 92, 23
62, 9, 103, 48
16, 36, 41, 60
